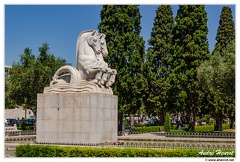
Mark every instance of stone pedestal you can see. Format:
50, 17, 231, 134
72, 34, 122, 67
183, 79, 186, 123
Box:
36, 93, 118, 144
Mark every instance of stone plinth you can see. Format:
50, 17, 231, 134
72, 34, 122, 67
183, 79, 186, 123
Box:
36, 93, 118, 144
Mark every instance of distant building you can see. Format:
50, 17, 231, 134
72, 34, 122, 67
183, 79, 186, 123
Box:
5, 65, 12, 78
5, 108, 35, 119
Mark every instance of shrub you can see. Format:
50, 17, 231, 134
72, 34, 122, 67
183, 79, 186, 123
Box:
194, 123, 230, 133
195, 125, 214, 133
15, 145, 235, 157
164, 113, 171, 132
17, 126, 34, 130
20, 118, 26, 130
133, 126, 162, 132
222, 123, 230, 130
123, 119, 129, 126
134, 123, 149, 127
171, 124, 179, 130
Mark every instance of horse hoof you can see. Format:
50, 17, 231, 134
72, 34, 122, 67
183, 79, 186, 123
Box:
99, 80, 104, 85
106, 81, 113, 87
91, 79, 98, 84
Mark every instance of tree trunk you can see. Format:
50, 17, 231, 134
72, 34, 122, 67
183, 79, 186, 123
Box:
189, 122, 194, 132
216, 119, 223, 131
230, 115, 235, 129
118, 113, 123, 133
214, 114, 223, 131
130, 114, 134, 128
32, 108, 37, 130
189, 107, 195, 132
189, 114, 195, 132
159, 111, 165, 126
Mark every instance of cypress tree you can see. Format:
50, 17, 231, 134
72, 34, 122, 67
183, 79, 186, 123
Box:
164, 112, 171, 132
203, 6, 235, 130
98, 5, 146, 131
169, 5, 210, 131
144, 5, 174, 124
212, 6, 235, 56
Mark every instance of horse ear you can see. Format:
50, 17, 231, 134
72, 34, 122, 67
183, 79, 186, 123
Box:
92, 30, 98, 36
99, 33, 106, 39
102, 34, 106, 39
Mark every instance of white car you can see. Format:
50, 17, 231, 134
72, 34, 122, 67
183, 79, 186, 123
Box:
5, 119, 9, 126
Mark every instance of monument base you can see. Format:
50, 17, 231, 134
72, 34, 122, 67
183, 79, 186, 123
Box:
36, 93, 118, 144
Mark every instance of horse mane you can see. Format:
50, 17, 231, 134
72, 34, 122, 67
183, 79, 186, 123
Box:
76, 30, 97, 70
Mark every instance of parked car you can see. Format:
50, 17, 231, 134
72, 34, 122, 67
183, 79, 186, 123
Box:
5, 118, 20, 126
5, 119, 9, 126
25, 118, 35, 126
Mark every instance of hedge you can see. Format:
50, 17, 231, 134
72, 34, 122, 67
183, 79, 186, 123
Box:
133, 126, 162, 132
194, 125, 214, 133
134, 124, 151, 127
15, 145, 235, 157
194, 124, 231, 133
133, 125, 213, 133
133, 124, 231, 133
222, 123, 230, 130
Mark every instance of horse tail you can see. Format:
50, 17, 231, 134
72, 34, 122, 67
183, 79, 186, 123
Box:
51, 65, 81, 86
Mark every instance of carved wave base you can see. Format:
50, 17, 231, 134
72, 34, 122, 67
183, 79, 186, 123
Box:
44, 81, 113, 95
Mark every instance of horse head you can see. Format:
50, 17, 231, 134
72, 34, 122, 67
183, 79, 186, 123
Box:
87, 30, 101, 55
98, 33, 108, 57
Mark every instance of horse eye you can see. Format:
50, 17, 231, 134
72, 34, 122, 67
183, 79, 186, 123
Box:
93, 38, 97, 42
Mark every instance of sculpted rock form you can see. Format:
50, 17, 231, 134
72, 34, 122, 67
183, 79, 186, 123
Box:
44, 30, 117, 94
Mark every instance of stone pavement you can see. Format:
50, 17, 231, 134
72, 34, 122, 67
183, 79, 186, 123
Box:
5, 143, 19, 158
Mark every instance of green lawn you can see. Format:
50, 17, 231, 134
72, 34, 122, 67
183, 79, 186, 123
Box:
222, 129, 235, 132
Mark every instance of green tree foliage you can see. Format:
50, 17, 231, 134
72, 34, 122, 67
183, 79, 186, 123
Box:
5, 67, 17, 109
7, 43, 67, 116
224, 41, 235, 129
169, 5, 210, 131
198, 6, 235, 130
144, 5, 174, 124
98, 5, 146, 130
213, 6, 235, 129
197, 41, 235, 130
212, 6, 235, 56
164, 112, 171, 132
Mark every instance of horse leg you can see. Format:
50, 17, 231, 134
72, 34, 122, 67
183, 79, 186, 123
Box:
98, 76, 104, 86
96, 70, 102, 81
98, 68, 109, 86
92, 69, 102, 85
100, 71, 109, 86
106, 69, 117, 87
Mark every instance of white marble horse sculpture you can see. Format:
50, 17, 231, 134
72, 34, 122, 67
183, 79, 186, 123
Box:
47, 30, 117, 92
76, 30, 117, 87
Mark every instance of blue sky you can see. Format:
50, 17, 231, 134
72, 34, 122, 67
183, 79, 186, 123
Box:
5, 5, 235, 67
